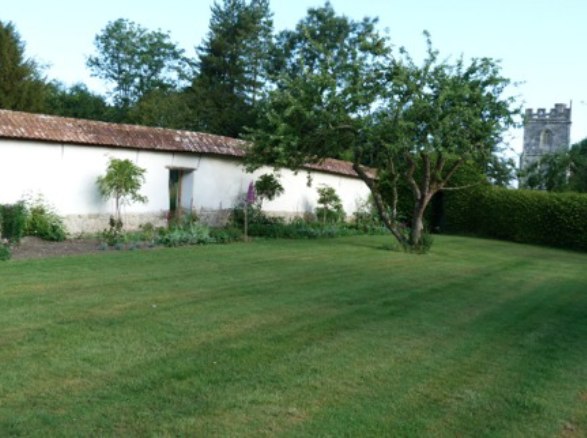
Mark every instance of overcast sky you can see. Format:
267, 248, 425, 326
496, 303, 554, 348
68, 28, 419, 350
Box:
3, 0, 587, 156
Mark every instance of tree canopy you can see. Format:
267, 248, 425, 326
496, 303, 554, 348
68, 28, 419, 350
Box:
246, 5, 519, 251
45, 82, 112, 121
87, 18, 189, 113
97, 158, 147, 225
521, 138, 587, 192
0, 21, 49, 112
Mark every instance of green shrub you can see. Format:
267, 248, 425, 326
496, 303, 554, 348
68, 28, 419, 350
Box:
138, 222, 158, 246
0, 202, 28, 243
443, 186, 587, 251
101, 216, 125, 247
230, 204, 282, 228
25, 198, 67, 241
209, 227, 243, 243
0, 241, 11, 261
411, 231, 434, 254
247, 219, 374, 240
315, 207, 345, 224
351, 197, 391, 234
156, 221, 213, 247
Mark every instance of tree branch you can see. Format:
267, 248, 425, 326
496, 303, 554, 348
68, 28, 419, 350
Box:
387, 159, 399, 220
421, 152, 431, 198
438, 157, 465, 189
440, 182, 482, 191
432, 151, 446, 187
353, 162, 408, 249
404, 153, 421, 200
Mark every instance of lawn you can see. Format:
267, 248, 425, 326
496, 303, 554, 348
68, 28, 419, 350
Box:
0, 235, 586, 436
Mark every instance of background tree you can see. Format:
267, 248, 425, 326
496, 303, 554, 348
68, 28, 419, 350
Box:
45, 82, 113, 121
189, 0, 273, 136
247, 5, 518, 251
0, 21, 49, 112
97, 158, 147, 226
486, 155, 517, 187
87, 18, 190, 117
127, 89, 195, 129
521, 138, 587, 192
247, 3, 388, 166
522, 152, 571, 191
568, 138, 587, 192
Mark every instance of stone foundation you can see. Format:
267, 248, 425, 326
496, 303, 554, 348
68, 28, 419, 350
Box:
63, 209, 236, 235
63, 213, 168, 235
62, 208, 327, 236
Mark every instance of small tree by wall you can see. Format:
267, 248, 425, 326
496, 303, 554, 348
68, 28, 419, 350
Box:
316, 185, 344, 224
254, 173, 284, 208
97, 158, 147, 227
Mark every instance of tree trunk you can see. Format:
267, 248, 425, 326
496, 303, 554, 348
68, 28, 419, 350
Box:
352, 162, 409, 250
411, 213, 424, 246
410, 192, 434, 249
115, 195, 121, 224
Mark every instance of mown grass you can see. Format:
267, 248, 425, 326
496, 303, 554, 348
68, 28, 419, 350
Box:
0, 235, 586, 436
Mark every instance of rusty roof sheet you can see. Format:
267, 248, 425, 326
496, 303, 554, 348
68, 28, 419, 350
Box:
0, 109, 370, 178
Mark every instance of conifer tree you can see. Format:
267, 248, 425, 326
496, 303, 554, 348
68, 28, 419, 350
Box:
190, 0, 273, 137
0, 21, 48, 112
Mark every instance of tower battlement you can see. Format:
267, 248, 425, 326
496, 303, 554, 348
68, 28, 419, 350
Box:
524, 103, 571, 122
520, 103, 572, 182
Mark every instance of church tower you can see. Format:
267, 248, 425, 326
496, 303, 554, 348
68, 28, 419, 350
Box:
520, 103, 572, 171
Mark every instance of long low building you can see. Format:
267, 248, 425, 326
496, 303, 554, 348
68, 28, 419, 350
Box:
0, 110, 371, 234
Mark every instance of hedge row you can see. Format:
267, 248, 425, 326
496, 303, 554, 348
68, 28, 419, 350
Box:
442, 186, 587, 251
0, 202, 28, 243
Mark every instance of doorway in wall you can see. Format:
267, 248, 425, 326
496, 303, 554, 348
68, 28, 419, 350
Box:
168, 168, 194, 221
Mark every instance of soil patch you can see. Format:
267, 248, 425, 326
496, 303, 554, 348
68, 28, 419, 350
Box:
10, 236, 102, 260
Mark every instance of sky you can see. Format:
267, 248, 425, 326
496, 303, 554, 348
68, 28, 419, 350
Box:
3, 0, 587, 159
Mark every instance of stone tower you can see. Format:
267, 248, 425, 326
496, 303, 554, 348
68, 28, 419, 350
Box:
520, 103, 572, 171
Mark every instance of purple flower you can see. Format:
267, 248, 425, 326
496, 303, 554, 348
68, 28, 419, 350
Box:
246, 181, 256, 205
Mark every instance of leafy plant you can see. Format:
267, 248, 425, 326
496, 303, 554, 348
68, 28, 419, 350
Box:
156, 223, 213, 247
209, 227, 243, 243
352, 197, 384, 232
316, 185, 345, 224
24, 195, 67, 241
101, 216, 125, 247
0, 240, 11, 261
156, 216, 213, 247
97, 158, 147, 227
138, 222, 157, 246
230, 203, 282, 228
0, 202, 28, 243
255, 173, 284, 207
245, 217, 388, 240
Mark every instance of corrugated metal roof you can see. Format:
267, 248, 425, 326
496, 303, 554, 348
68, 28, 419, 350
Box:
0, 109, 369, 178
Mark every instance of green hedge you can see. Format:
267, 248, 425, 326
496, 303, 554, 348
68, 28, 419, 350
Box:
0, 202, 28, 244
248, 221, 388, 239
443, 186, 587, 251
